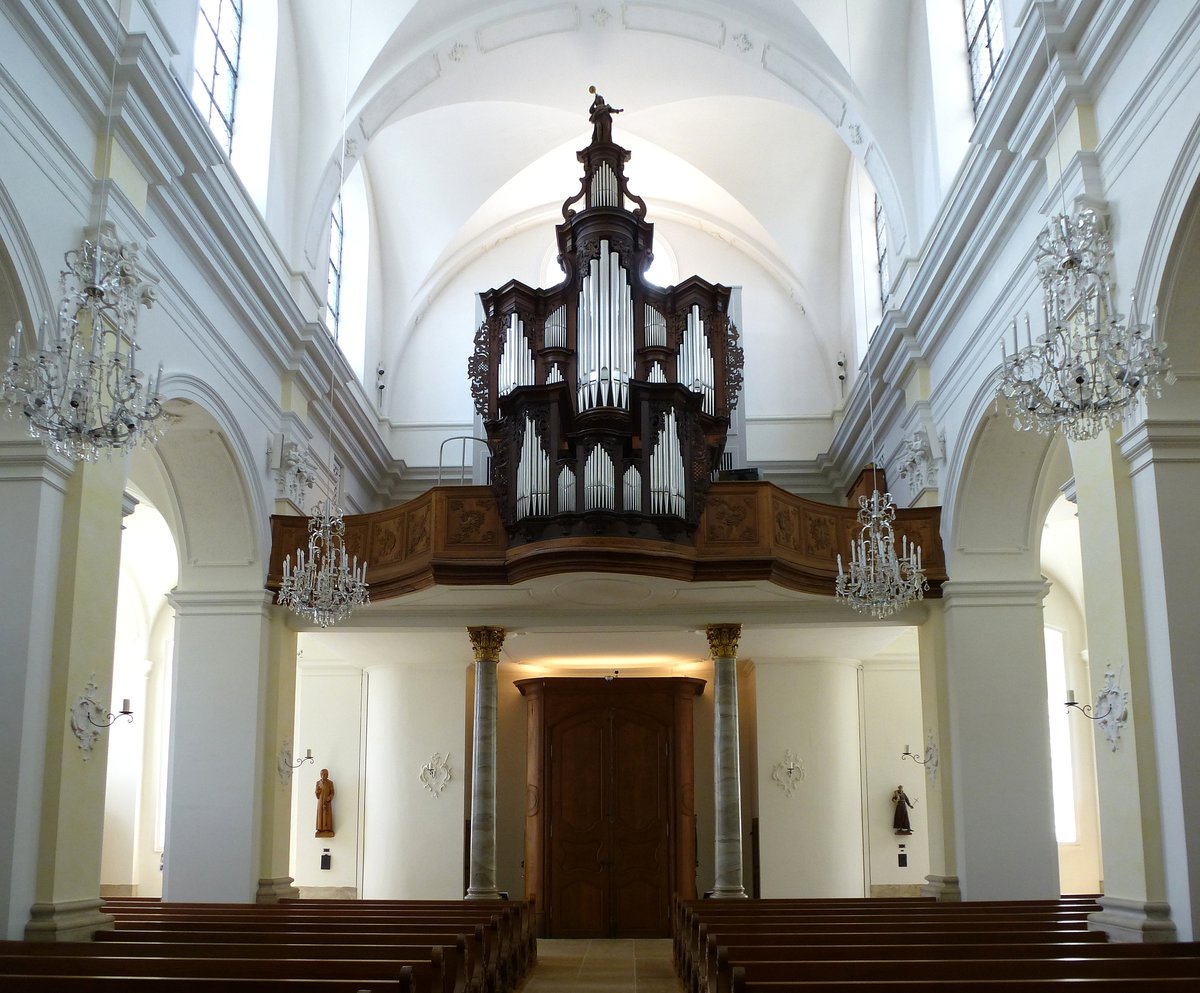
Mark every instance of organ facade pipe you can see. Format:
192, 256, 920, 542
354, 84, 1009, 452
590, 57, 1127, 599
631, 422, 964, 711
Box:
468, 93, 743, 543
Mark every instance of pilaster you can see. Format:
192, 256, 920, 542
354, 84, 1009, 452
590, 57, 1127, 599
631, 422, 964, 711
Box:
162, 589, 274, 903
257, 609, 300, 904
1118, 418, 1200, 939
26, 456, 127, 940
0, 438, 72, 938
940, 579, 1060, 900
1069, 430, 1172, 940
916, 602, 959, 901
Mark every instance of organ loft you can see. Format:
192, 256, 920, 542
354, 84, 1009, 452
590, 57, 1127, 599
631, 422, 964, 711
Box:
468, 91, 744, 543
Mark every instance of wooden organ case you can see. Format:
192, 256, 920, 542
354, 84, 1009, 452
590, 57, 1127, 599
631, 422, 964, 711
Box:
468, 94, 744, 544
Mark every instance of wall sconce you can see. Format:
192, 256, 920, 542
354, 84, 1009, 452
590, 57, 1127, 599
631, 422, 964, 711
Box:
771, 749, 805, 796
70, 675, 133, 760
1066, 668, 1129, 751
901, 731, 939, 782
277, 740, 314, 785
91, 698, 134, 728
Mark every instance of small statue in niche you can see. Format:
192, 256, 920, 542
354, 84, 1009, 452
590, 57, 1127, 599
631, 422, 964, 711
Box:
588, 85, 623, 144
315, 768, 335, 838
891, 784, 915, 835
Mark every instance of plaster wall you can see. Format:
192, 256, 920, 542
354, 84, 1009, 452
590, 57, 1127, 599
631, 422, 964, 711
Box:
292, 668, 364, 893
754, 659, 865, 897
360, 662, 468, 898
861, 662, 932, 890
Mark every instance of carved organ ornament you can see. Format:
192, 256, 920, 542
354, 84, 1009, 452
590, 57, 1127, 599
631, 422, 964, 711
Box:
468, 92, 744, 544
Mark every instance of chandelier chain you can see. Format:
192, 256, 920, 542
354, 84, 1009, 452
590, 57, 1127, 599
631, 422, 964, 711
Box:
277, 6, 369, 629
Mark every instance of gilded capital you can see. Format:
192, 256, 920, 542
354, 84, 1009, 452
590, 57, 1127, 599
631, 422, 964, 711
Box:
705, 623, 741, 660
467, 625, 506, 663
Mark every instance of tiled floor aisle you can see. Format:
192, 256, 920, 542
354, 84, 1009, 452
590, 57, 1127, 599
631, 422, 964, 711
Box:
517, 938, 684, 992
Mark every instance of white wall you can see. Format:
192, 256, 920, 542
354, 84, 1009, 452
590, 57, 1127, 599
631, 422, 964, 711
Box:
754, 659, 865, 896
861, 661, 932, 891
360, 662, 469, 898
292, 667, 365, 893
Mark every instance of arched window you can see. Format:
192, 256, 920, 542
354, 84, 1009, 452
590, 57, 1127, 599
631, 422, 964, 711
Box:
964, 0, 1005, 116
874, 195, 890, 306
327, 164, 370, 380
326, 194, 345, 339
191, 0, 243, 154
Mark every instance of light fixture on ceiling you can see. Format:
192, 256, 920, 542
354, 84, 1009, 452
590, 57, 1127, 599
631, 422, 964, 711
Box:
277, 8, 368, 629
832, 0, 926, 620
836, 482, 927, 619
997, 23, 1171, 441
2, 44, 169, 461
278, 465, 369, 628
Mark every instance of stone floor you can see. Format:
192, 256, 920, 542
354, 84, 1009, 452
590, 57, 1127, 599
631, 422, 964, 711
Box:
517, 938, 684, 992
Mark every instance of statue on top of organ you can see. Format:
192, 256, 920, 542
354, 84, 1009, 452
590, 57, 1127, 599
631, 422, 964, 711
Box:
468, 91, 744, 544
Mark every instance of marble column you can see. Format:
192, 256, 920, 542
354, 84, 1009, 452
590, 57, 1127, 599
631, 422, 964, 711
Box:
708, 623, 747, 898
466, 626, 505, 900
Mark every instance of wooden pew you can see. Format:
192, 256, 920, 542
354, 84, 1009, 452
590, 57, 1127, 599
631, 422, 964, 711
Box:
722, 953, 1200, 993
102, 902, 518, 991
0, 940, 458, 993
0, 951, 431, 989
0, 974, 410, 992
686, 918, 1099, 992
96, 927, 491, 993
731, 975, 1200, 992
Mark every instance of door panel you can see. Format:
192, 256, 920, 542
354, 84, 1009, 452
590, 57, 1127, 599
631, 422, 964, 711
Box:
519, 677, 703, 938
550, 712, 609, 936
610, 710, 670, 936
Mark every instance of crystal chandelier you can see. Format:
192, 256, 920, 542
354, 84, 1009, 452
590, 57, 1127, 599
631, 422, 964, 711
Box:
836, 485, 928, 619
998, 218, 1170, 444
278, 491, 369, 628
3, 228, 169, 461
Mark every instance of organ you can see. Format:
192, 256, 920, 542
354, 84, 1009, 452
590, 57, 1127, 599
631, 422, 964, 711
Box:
468, 91, 744, 543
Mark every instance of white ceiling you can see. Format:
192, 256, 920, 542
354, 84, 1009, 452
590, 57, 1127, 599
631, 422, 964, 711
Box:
281, 0, 924, 384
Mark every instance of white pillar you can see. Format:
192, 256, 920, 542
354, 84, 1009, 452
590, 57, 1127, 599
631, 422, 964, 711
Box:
708, 623, 747, 898
916, 603, 961, 901
1070, 431, 1173, 940
162, 590, 273, 902
0, 438, 72, 938
941, 580, 1060, 900
466, 626, 504, 900
1121, 419, 1200, 940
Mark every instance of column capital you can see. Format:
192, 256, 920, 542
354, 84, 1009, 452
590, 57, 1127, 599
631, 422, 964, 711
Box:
467, 626, 506, 663
940, 579, 1049, 608
706, 623, 742, 661
1119, 418, 1200, 475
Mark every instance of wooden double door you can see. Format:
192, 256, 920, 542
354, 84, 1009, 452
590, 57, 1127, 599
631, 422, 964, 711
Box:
516, 677, 703, 937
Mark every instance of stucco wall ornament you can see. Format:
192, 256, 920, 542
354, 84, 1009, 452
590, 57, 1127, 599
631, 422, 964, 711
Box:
895, 427, 945, 498
271, 440, 316, 507
771, 750, 806, 796
421, 752, 453, 797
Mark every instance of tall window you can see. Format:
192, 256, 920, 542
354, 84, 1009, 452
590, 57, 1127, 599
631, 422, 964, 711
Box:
191, 0, 243, 154
326, 194, 345, 339
963, 0, 1005, 116
1045, 626, 1078, 844
873, 195, 890, 305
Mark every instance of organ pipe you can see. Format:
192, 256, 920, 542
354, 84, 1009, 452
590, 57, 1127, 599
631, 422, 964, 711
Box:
470, 93, 743, 543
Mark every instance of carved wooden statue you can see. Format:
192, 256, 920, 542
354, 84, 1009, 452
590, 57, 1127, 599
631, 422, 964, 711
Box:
315, 768, 335, 838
